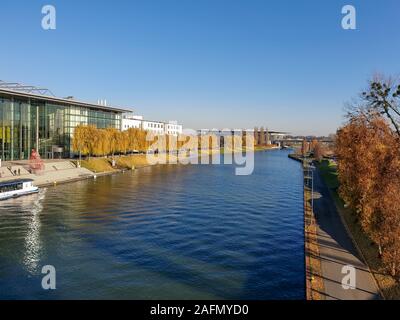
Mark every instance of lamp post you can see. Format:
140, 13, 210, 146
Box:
311, 167, 314, 213
310, 163, 315, 215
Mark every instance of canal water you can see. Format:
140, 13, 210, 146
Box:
0, 150, 304, 299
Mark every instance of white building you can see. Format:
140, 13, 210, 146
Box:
165, 121, 182, 136
121, 114, 183, 136
121, 114, 143, 130
141, 119, 165, 135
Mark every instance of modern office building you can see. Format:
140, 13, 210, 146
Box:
0, 83, 130, 161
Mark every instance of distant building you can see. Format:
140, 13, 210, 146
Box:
121, 114, 143, 130
121, 113, 183, 136
165, 121, 182, 136
198, 128, 289, 147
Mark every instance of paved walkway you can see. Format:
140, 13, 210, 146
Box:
311, 167, 380, 300
0, 161, 94, 187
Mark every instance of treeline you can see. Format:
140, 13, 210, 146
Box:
72, 125, 255, 158
336, 76, 400, 279
300, 139, 325, 161
253, 127, 270, 146
72, 125, 195, 158
72, 125, 148, 158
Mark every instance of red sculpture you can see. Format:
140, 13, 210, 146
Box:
29, 149, 45, 173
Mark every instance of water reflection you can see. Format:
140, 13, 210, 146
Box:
22, 189, 46, 274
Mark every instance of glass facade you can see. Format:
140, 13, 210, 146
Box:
0, 94, 122, 161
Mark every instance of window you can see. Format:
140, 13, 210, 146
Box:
0, 183, 23, 193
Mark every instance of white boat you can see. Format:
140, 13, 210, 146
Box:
0, 179, 39, 201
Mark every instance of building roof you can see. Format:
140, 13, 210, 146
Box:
0, 88, 132, 113
121, 114, 183, 127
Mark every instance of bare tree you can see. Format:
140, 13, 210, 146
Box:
347, 75, 400, 138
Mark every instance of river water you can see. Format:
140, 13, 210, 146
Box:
0, 150, 304, 299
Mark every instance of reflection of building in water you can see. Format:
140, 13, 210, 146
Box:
21, 189, 46, 274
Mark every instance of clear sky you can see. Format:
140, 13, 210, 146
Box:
1, 0, 399, 135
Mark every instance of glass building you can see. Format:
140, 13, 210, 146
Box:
0, 89, 129, 161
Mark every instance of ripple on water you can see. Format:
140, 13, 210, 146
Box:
0, 150, 305, 299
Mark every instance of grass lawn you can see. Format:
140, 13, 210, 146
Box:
78, 158, 116, 173
78, 154, 151, 173
316, 159, 339, 189
316, 159, 400, 299
116, 154, 149, 169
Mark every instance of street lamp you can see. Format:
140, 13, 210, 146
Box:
304, 154, 315, 217
309, 164, 316, 215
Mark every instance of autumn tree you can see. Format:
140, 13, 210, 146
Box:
254, 127, 259, 146
72, 124, 190, 160
104, 128, 119, 156
311, 139, 323, 162
259, 127, 266, 145
242, 131, 248, 149
301, 139, 309, 157
265, 127, 270, 145
92, 128, 107, 157
72, 124, 89, 161
336, 114, 400, 279
82, 125, 98, 159
119, 131, 129, 155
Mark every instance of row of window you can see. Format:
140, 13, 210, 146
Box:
0, 183, 23, 193
124, 124, 141, 129
167, 125, 180, 130
147, 122, 164, 129
122, 124, 180, 136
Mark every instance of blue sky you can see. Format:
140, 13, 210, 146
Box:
1, 0, 399, 135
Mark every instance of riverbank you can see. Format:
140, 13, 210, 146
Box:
1, 147, 281, 189
0, 160, 95, 188
254, 145, 281, 151
77, 152, 216, 174
78, 146, 281, 175
304, 166, 325, 300
317, 160, 400, 299
290, 153, 382, 300
288, 153, 304, 163
77, 154, 152, 174
289, 154, 325, 299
